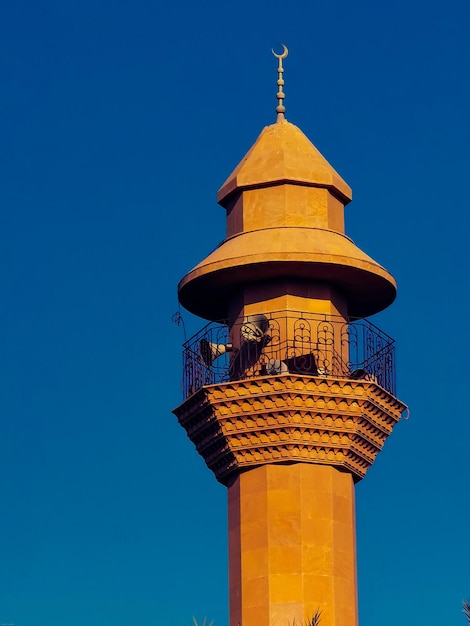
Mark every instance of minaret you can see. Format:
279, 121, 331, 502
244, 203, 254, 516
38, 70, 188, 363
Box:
173, 46, 406, 626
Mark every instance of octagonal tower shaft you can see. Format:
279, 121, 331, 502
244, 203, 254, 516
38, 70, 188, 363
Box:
174, 112, 405, 626
229, 464, 357, 626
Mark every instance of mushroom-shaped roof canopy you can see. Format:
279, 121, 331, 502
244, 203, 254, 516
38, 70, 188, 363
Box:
178, 227, 396, 320
217, 119, 352, 206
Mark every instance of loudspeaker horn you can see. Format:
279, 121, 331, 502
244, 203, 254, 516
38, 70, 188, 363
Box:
241, 314, 270, 342
200, 339, 233, 367
265, 359, 289, 375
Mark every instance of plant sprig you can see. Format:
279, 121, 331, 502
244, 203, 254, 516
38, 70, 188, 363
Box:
192, 618, 214, 626
463, 600, 470, 624
289, 608, 322, 626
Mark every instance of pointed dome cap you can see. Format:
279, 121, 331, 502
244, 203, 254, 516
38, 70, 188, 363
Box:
218, 119, 352, 206
178, 115, 396, 321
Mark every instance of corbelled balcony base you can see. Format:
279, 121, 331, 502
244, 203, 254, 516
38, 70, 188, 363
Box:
173, 374, 406, 484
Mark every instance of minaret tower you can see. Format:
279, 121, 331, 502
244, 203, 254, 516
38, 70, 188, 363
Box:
173, 47, 406, 626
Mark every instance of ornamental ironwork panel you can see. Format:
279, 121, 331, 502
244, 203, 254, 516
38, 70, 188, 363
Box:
180, 311, 397, 399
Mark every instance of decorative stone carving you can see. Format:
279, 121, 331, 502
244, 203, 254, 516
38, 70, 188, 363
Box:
173, 374, 406, 484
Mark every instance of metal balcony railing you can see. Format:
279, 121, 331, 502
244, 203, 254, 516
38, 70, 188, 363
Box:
180, 311, 397, 399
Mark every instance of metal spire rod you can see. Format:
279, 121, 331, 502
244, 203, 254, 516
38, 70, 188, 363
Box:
272, 43, 288, 122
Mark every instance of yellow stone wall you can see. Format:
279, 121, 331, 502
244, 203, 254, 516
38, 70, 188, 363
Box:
228, 464, 358, 626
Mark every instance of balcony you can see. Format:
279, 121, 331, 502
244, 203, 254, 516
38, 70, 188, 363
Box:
180, 311, 397, 399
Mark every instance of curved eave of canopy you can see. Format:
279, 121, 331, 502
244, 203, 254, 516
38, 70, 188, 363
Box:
178, 228, 396, 320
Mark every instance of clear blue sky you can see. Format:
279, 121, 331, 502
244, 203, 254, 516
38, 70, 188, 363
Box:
1, 0, 469, 625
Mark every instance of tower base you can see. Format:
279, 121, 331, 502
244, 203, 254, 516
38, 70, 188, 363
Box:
228, 463, 358, 626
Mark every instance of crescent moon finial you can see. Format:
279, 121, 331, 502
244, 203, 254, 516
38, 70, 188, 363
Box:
272, 44, 288, 122
271, 43, 288, 60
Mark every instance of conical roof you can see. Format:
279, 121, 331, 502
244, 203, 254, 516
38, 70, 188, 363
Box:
217, 119, 352, 206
